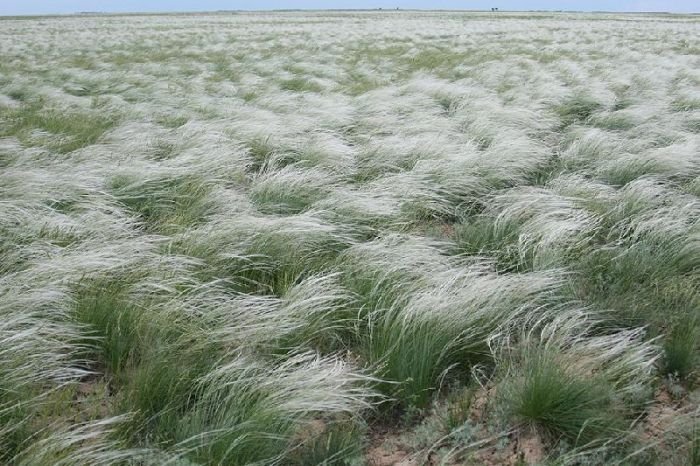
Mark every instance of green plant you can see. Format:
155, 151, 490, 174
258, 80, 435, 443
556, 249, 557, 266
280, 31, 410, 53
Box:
173, 353, 371, 465
663, 320, 698, 380
250, 167, 333, 214
362, 307, 467, 408
500, 349, 621, 445
109, 174, 214, 234
453, 216, 526, 272
72, 279, 143, 376
286, 420, 366, 466
280, 77, 323, 93
0, 99, 117, 153
554, 95, 602, 127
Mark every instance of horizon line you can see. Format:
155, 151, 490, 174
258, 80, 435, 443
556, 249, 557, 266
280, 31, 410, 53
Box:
2, 9, 698, 18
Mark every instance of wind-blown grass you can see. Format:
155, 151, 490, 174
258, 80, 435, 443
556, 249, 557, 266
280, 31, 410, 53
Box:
1, 10, 697, 465
497, 311, 656, 448
109, 174, 215, 234
0, 99, 118, 153
174, 353, 373, 465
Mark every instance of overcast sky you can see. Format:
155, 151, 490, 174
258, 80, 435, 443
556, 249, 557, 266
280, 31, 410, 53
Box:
2, 1, 697, 15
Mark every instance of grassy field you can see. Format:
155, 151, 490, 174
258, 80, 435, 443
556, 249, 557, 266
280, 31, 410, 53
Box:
0, 10, 698, 465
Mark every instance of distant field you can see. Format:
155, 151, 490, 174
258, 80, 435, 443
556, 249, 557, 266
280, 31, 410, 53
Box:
0, 11, 698, 465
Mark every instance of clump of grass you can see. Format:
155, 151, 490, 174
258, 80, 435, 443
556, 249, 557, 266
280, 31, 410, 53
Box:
12, 416, 173, 466
250, 166, 334, 215
663, 319, 698, 380
452, 216, 526, 272
571, 180, 698, 331
267, 274, 358, 354
591, 113, 636, 131
0, 402, 34, 464
554, 95, 602, 127
173, 353, 372, 465
336, 235, 450, 314
575, 246, 699, 331
117, 337, 222, 443
612, 96, 633, 111
154, 114, 189, 128
109, 174, 214, 234
68, 274, 226, 444
240, 90, 258, 102
71, 279, 143, 376
403, 48, 466, 73
280, 77, 323, 93
598, 157, 663, 186
169, 213, 356, 295
342, 71, 381, 96
0, 226, 35, 275
499, 348, 621, 445
393, 168, 487, 224
0, 286, 86, 461
350, 152, 409, 184
285, 419, 366, 466
363, 305, 469, 408
0, 99, 117, 153
497, 309, 656, 453
6, 86, 31, 102
486, 186, 601, 270
670, 96, 700, 112
148, 139, 178, 161
349, 243, 562, 408
244, 137, 305, 173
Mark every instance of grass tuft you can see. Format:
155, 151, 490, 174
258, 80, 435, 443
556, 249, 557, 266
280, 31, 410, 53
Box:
0, 99, 117, 153
109, 174, 214, 234
280, 77, 323, 93
554, 95, 602, 127
71, 279, 145, 377
663, 320, 698, 380
500, 348, 621, 445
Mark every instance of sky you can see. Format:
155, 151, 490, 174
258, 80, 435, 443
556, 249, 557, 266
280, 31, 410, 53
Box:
1, 1, 697, 16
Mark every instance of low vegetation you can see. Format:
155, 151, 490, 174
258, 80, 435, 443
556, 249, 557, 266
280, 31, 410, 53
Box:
0, 9, 698, 465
